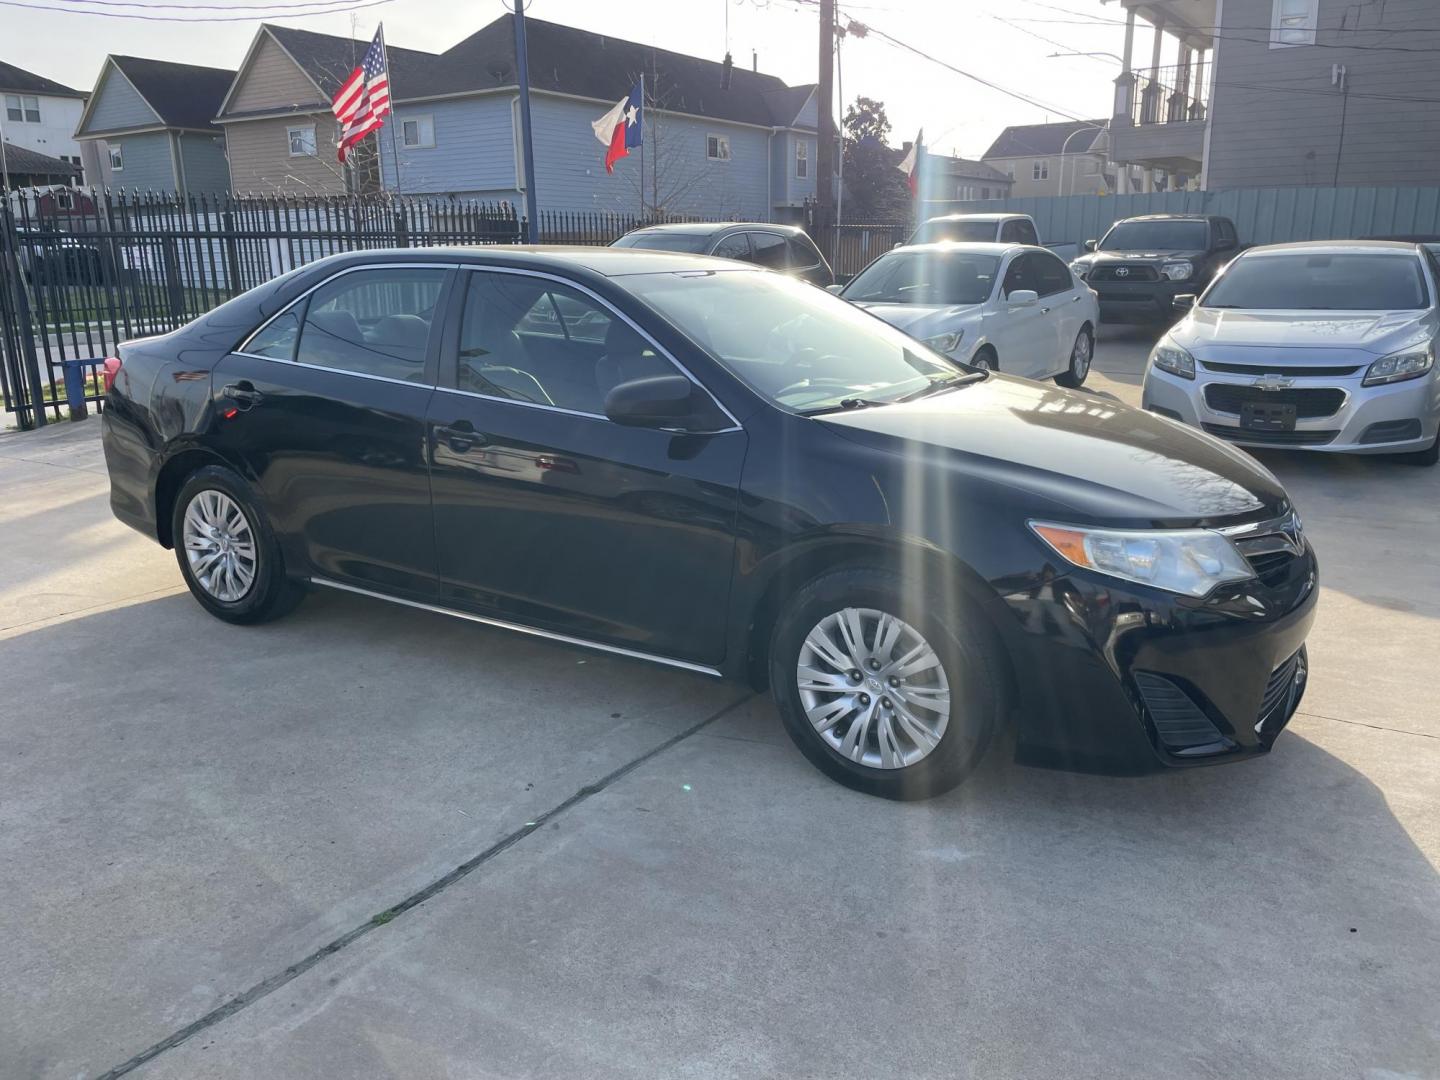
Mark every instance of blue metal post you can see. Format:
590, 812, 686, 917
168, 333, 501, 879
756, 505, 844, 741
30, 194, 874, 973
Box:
61, 358, 89, 421
513, 2, 540, 243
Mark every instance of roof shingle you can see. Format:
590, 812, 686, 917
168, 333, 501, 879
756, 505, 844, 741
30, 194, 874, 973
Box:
1, 141, 81, 177
983, 119, 1107, 159
111, 55, 236, 131
0, 59, 83, 98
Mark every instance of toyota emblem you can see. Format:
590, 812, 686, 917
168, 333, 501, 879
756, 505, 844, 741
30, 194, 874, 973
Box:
1115, 267, 1130, 277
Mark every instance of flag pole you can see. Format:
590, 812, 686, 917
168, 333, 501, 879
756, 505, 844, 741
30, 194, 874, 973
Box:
638, 71, 645, 218
512, 0, 540, 243
378, 22, 404, 196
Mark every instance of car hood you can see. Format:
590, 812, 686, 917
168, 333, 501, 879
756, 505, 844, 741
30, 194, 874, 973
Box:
849, 302, 982, 338
819, 374, 1287, 526
1175, 307, 1435, 355
1089, 248, 1207, 263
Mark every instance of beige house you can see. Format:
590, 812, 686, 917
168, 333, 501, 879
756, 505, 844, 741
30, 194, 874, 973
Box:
982, 120, 1114, 197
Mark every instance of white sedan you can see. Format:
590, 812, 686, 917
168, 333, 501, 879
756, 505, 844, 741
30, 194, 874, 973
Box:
836, 242, 1099, 387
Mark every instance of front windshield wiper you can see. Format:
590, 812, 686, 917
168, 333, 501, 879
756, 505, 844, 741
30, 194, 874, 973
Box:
893, 371, 988, 401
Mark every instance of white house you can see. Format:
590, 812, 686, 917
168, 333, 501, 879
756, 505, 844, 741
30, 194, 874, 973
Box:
0, 59, 86, 182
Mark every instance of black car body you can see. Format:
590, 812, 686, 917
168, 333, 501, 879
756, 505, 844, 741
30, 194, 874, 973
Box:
611, 222, 834, 286
101, 247, 1316, 799
1073, 214, 1242, 323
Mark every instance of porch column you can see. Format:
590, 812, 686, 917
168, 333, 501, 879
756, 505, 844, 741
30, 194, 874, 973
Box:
1113, 7, 1138, 126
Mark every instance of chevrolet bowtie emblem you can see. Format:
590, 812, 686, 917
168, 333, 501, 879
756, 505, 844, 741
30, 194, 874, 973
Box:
1253, 373, 1293, 390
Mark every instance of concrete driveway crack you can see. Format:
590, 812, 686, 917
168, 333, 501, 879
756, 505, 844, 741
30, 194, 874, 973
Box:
93, 691, 755, 1080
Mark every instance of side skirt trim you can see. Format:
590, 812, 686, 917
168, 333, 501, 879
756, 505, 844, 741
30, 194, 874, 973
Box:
309, 576, 725, 678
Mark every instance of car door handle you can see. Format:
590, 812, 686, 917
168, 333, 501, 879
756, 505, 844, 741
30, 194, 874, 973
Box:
435, 421, 486, 453
221, 382, 264, 408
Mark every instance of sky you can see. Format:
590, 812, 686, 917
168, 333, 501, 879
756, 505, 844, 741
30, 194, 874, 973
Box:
0, 0, 1163, 160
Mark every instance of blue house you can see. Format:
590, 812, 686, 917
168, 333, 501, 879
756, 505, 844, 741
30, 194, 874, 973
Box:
74, 55, 234, 195
217, 17, 819, 221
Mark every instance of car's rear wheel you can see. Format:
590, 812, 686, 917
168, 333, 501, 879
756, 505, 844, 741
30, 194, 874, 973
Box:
1055, 325, 1093, 388
172, 465, 303, 624
769, 568, 1001, 800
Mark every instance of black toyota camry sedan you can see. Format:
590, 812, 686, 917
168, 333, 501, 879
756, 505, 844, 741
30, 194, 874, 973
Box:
101, 247, 1317, 800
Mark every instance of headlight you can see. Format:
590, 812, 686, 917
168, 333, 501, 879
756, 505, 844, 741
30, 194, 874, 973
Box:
1363, 347, 1433, 386
922, 331, 963, 353
1161, 261, 1193, 281
1150, 340, 1195, 379
1029, 521, 1255, 598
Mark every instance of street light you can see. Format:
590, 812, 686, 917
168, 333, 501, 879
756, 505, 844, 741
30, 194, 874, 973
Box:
1047, 50, 1125, 64
1057, 123, 1105, 197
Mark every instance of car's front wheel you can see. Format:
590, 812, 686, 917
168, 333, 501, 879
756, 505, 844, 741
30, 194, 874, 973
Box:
769, 568, 1001, 800
1055, 324, 1093, 388
172, 465, 304, 624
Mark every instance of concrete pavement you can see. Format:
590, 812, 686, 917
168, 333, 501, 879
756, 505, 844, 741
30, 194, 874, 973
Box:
1, 329, 1437, 1079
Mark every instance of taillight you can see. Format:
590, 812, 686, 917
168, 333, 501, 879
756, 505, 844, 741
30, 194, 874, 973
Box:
102, 356, 122, 393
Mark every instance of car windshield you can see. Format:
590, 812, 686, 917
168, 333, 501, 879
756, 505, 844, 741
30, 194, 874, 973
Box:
842, 250, 999, 306
911, 220, 997, 243
1203, 252, 1429, 310
625, 269, 964, 412
611, 232, 713, 253
1100, 220, 1209, 251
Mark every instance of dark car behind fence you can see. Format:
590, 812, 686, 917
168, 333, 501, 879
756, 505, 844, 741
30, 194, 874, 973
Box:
1, 190, 801, 428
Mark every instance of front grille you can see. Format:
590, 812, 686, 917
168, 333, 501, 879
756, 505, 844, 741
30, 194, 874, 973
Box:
1090, 263, 1160, 282
1243, 549, 1295, 587
1256, 647, 1306, 737
1204, 384, 1346, 418
1200, 360, 1361, 377
1133, 672, 1233, 754
1202, 423, 1339, 445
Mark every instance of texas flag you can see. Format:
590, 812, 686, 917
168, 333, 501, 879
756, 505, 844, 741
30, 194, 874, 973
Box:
898, 128, 925, 196
591, 81, 643, 173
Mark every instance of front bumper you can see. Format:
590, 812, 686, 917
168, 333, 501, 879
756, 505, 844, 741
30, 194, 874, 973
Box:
989, 537, 1318, 774
1142, 365, 1440, 454
1089, 278, 1190, 323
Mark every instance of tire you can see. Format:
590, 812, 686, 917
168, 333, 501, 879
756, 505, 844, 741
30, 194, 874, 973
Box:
768, 567, 1002, 801
1055, 324, 1093, 388
969, 346, 997, 373
171, 465, 304, 625
1402, 433, 1439, 467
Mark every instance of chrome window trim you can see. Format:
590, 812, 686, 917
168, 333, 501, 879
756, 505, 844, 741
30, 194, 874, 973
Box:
236, 260, 463, 357
457, 264, 745, 432
229, 351, 434, 389
310, 576, 724, 678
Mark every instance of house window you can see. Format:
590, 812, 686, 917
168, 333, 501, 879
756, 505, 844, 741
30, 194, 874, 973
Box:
1271, 0, 1318, 47
707, 134, 731, 161
1032, 160, 1049, 181
109, 145, 123, 171
401, 115, 435, 149
287, 124, 317, 157
794, 139, 808, 178
54, 189, 73, 210
5, 94, 40, 123
981, 186, 990, 199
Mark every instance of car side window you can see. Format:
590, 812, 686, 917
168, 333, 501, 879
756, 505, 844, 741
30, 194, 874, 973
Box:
457, 272, 675, 415
1032, 252, 1074, 297
711, 233, 751, 261
1216, 219, 1237, 248
244, 309, 302, 361
786, 234, 821, 269
748, 232, 787, 269
1017, 220, 1040, 245
294, 267, 446, 381
999, 220, 1024, 243
1002, 253, 1036, 297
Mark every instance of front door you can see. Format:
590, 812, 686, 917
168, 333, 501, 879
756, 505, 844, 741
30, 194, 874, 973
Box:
426, 269, 747, 664
997, 253, 1054, 378
210, 264, 453, 596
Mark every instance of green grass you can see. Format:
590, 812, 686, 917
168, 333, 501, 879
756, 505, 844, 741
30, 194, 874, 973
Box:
40, 373, 105, 404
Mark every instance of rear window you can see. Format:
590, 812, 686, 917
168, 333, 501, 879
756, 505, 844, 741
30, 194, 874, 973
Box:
1204, 252, 1430, 311
911, 219, 996, 243
1101, 220, 1209, 251
611, 232, 712, 253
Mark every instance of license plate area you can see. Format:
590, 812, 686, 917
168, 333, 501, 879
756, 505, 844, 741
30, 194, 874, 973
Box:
1241, 401, 1296, 431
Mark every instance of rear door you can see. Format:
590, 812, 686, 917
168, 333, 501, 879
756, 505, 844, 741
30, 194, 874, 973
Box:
996, 253, 1053, 378
425, 268, 747, 664
212, 263, 453, 596
1030, 250, 1081, 373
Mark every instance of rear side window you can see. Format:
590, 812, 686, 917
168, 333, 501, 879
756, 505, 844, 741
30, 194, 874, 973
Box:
294, 267, 447, 381
1008, 219, 1039, 245
244, 309, 302, 361
1032, 252, 1074, 296
612, 232, 711, 253
786, 234, 821, 269
711, 233, 751, 260
748, 232, 787, 269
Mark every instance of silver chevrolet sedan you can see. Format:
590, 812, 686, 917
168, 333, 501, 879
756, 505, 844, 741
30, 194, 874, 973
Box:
1142, 240, 1439, 465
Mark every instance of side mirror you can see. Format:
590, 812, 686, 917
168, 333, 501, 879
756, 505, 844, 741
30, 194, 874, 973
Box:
825, 283, 844, 294
893, 242, 904, 250
1172, 293, 1196, 311
1007, 289, 1039, 307
604, 374, 701, 429
1082, 239, 1098, 252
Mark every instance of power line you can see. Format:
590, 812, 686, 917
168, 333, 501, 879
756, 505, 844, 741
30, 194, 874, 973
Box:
50, 0, 363, 8
1, 0, 395, 18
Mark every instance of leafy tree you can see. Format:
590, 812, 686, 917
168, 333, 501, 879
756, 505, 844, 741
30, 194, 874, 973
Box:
841, 96, 910, 222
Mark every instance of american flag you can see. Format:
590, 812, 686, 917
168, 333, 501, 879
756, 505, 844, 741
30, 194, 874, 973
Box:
332, 28, 391, 163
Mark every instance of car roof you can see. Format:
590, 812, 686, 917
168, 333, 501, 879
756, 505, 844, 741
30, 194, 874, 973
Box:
622, 221, 802, 237
1241, 239, 1425, 256
886, 241, 1021, 255
1112, 213, 1216, 223
302, 245, 750, 279
923, 212, 1025, 223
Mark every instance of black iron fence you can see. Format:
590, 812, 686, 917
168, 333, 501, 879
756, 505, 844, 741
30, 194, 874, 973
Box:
827, 222, 909, 281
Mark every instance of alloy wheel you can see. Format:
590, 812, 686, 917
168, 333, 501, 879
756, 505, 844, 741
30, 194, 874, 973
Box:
1071, 330, 1092, 379
796, 607, 951, 769
182, 489, 258, 603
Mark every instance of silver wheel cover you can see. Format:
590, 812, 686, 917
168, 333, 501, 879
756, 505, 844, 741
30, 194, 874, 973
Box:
797, 607, 951, 769
1071, 330, 1092, 378
182, 489, 258, 603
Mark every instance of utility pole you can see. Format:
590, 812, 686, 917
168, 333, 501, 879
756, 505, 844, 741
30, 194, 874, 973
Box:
513, 0, 539, 242
816, 0, 835, 232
